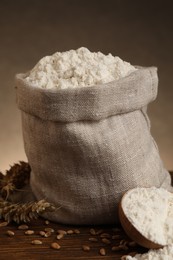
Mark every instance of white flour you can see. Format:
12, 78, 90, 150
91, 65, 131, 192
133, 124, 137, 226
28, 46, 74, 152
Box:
25, 47, 136, 89
126, 245, 173, 260
122, 187, 173, 246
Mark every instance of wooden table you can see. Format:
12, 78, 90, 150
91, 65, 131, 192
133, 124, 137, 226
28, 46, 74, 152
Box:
0, 219, 148, 260
0, 172, 172, 260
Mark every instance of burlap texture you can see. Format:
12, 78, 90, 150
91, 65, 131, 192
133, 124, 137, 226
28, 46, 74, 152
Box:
15, 67, 172, 225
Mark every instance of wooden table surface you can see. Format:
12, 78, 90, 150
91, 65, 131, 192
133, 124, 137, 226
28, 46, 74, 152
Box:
0, 219, 148, 260
0, 172, 172, 260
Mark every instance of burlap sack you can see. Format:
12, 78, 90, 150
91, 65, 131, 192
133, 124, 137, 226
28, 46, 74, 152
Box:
15, 67, 172, 225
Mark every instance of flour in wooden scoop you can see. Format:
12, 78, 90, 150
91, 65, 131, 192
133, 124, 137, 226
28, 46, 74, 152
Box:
122, 187, 173, 246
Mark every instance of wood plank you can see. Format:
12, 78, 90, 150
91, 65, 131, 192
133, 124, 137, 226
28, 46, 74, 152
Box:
0, 172, 172, 259
0, 218, 147, 259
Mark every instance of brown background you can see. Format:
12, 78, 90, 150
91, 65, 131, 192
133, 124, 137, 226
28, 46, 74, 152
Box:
0, 0, 173, 172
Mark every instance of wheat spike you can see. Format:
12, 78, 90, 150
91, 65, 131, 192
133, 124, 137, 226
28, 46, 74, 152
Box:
0, 161, 31, 200
0, 199, 55, 224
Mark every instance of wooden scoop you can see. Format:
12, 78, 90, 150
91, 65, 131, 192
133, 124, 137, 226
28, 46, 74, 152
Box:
119, 190, 163, 249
